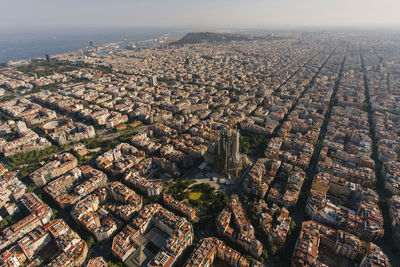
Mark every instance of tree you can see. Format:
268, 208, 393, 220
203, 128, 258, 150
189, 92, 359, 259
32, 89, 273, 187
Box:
262, 250, 269, 260
244, 255, 254, 263
51, 208, 58, 220
108, 261, 124, 267
271, 245, 277, 256
86, 235, 95, 248
25, 183, 36, 193
213, 191, 228, 211
240, 194, 248, 204
290, 219, 297, 232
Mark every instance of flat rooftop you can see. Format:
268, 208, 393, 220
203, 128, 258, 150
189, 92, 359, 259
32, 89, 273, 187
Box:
124, 227, 169, 267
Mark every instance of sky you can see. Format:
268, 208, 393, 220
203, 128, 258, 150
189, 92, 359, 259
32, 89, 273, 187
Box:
1, 0, 400, 30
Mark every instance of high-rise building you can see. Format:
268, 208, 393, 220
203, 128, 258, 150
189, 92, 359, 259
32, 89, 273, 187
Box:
214, 127, 243, 178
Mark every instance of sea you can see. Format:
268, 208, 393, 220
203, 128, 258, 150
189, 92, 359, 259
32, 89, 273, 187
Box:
0, 27, 179, 63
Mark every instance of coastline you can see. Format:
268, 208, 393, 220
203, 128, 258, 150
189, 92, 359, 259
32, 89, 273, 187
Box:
0, 28, 173, 63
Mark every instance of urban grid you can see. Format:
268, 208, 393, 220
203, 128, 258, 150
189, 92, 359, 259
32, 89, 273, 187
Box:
0, 30, 399, 267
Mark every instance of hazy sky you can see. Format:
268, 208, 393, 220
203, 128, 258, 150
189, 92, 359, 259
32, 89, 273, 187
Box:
1, 0, 400, 30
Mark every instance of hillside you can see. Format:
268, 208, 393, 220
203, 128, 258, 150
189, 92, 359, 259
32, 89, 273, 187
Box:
170, 32, 261, 45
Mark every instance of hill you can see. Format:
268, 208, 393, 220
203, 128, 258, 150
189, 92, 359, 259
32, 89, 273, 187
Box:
170, 32, 262, 46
